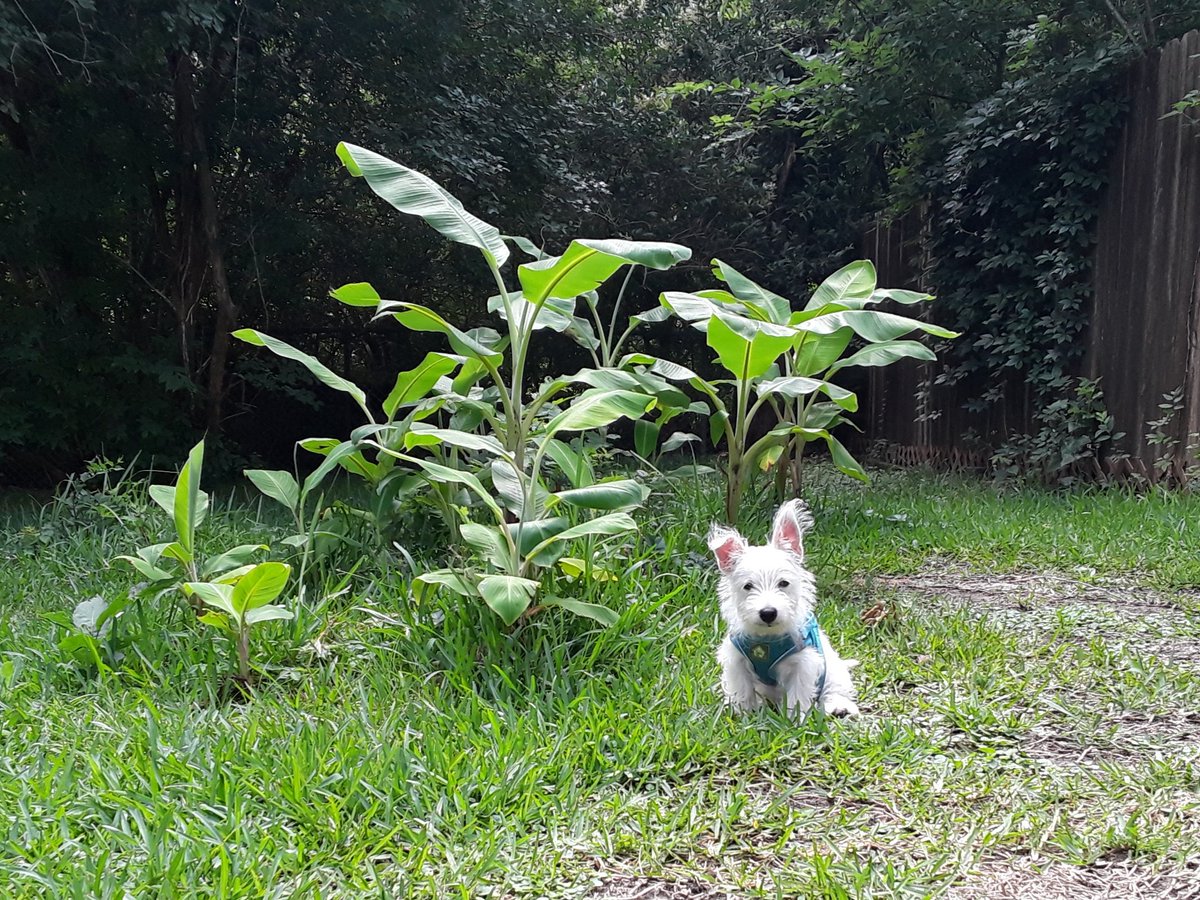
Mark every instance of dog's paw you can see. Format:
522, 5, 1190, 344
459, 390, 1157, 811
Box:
822, 694, 860, 718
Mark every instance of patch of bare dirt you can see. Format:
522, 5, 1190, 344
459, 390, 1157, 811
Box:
586, 876, 729, 899
947, 858, 1200, 899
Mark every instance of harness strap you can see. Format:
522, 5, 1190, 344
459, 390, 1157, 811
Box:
733, 613, 828, 702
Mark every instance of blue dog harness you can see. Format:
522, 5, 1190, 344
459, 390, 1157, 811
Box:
732, 614, 827, 699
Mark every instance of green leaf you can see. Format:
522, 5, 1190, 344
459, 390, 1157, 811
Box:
244, 469, 300, 514
231, 562, 292, 614
200, 544, 269, 579
413, 569, 477, 600
503, 234, 550, 260
174, 440, 205, 559
712, 259, 792, 323
543, 511, 637, 544
244, 605, 294, 625
331, 282, 382, 307
545, 389, 655, 435
634, 418, 660, 459
542, 438, 594, 489
870, 288, 932, 305
401, 456, 504, 521
198, 610, 236, 635
805, 260, 877, 311
799, 309, 959, 342
460, 523, 513, 569
406, 424, 509, 459
630, 306, 673, 325
568, 367, 690, 409
336, 142, 510, 267
478, 574, 539, 625
505, 517, 569, 558
519, 239, 691, 303
792, 328, 854, 377
183, 582, 237, 618
486, 291, 577, 333
376, 302, 504, 363
115, 555, 175, 583
235, 329, 370, 418
384, 352, 461, 418
490, 459, 548, 520
553, 480, 650, 511
830, 340, 936, 371
301, 440, 360, 497
708, 311, 797, 380
541, 595, 620, 627
756, 376, 858, 411
661, 432, 700, 453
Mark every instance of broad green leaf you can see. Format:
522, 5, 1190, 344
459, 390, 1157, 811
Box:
556, 558, 617, 581
406, 424, 509, 459
830, 340, 937, 371
545, 389, 655, 435
452, 357, 490, 394
384, 352, 462, 418
231, 562, 292, 614
301, 440, 360, 497
200, 544, 269, 579
183, 582, 237, 618
541, 595, 620, 627
486, 291, 576, 333
553, 479, 650, 511
503, 234, 550, 260
401, 456, 504, 521
460, 523, 513, 569
708, 311, 797, 380
147, 485, 209, 537
712, 259, 792, 323
792, 328, 854, 377
174, 440, 205, 558
870, 288, 932, 305
824, 432, 869, 482
799, 309, 959, 342
568, 367, 690, 409
660, 291, 734, 329
490, 459, 548, 520
331, 282, 382, 307
376, 302, 503, 363
756, 376, 859, 411
661, 431, 701, 453
413, 569, 476, 600
300, 438, 380, 481
565, 316, 601, 351
115, 555, 175, 583
235, 329, 370, 418
542, 511, 637, 545
244, 605, 294, 625
804, 260, 877, 311
478, 574, 539, 625
215, 564, 257, 584
505, 517, 569, 558
244, 469, 300, 514
542, 439, 594, 489
519, 239, 690, 303
630, 306, 673, 325
159, 541, 191, 566
336, 143, 510, 267
198, 610, 235, 635
634, 419, 660, 459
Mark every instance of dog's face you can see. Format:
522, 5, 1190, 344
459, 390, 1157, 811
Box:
708, 500, 817, 636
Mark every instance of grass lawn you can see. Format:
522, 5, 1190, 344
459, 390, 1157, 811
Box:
2, 466, 1199, 898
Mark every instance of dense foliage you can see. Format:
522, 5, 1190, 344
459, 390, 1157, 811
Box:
4, 0, 1199, 482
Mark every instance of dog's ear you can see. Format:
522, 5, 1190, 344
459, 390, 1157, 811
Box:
707, 524, 746, 575
770, 500, 814, 559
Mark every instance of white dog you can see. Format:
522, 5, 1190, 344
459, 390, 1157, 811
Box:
708, 500, 859, 718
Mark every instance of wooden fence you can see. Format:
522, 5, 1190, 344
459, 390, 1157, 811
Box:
861, 30, 1200, 477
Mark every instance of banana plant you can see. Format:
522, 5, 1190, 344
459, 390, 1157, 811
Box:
115, 440, 270, 604
185, 561, 293, 682
631, 259, 958, 521
236, 143, 693, 625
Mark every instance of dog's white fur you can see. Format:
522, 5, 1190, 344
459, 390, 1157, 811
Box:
708, 500, 859, 718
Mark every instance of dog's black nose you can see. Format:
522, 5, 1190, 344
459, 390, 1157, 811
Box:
759, 607, 778, 624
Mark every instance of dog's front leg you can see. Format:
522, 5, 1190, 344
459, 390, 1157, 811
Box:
717, 638, 763, 712
779, 650, 823, 719
818, 636, 860, 718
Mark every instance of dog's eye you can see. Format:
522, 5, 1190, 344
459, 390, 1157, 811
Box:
742, 582, 754, 592
779, 579, 790, 589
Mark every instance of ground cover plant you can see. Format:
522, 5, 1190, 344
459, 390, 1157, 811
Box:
2, 465, 1199, 898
